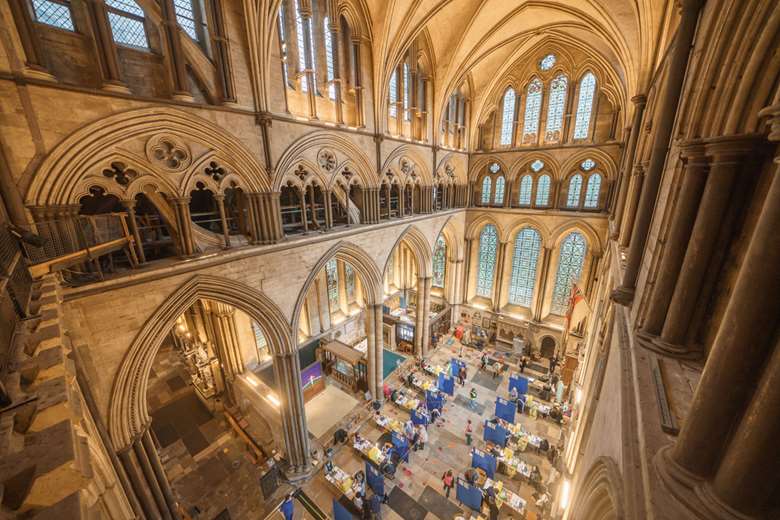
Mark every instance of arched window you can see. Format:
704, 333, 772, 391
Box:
500, 88, 516, 146
522, 79, 543, 144
278, 3, 290, 86
403, 62, 411, 121
388, 69, 398, 117
518, 175, 532, 206
508, 228, 541, 307
326, 259, 339, 311
432, 236, 446, 288
494, 176, 505, 205
573, 72, 597, 139
545, 74, 568, 142
324, 17, 336, 99
536, 174, 551, 206
551, 232, 587, 315
173, 0, 207, 46
481, 176, 492, 205
345, 263, 356, 300
476, 224, 498, 298
567, 174, 583, 208
584, 173, 602, 208
105, 0, 149, 49
294, 0, 308, 91
31, 0, 75, 30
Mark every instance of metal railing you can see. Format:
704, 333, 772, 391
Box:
0, 225, 32, 317
22, 213, 129, 264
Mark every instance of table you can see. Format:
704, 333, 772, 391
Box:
496, 447, 532, 479
494, 418, 546, 451
408, 373, 437, 394
374, 414, 405, 435
390, 390, 420, 412
422, 362, 447, 377
352, 436, 386, 466
325, 465, 357, 500
482, 477, 526, 514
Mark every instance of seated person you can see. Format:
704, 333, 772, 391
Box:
353, 432, 364, 445
430, 407, 441, 423
407, 372, 416, 386
390, 388, 400, 402
509, 386, 519, 402
464, 468, 478, 485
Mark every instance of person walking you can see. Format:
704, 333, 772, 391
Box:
469, 387, 478, 410
491, 362, 501, 380
280, 493, 294, 520
520, 356, 528, 374
480, 353, 488, 371
465, 419, 473, 446
442, 470, 455, 499
417, 424, 428, 451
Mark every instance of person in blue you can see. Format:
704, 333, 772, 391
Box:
369, 492, 383, 519
280, 493, 294, 520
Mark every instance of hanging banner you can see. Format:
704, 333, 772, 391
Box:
456, 477, 483, 512
508, 373, 529, 395
437, 372, 455, 396
366, 461, 385, 497
495, 397, 516, 424
471, 447, 497, 478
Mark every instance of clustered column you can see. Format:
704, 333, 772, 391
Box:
172, 197, 195, 257
611, 94, 647, 235
492, 241, 509, 313
118, 431, 179, 520
532, 246, 553, 322
247, 192, 284, 244
414, 275, 432, 357
658, 122, 780, 519
272, 352, 312, 477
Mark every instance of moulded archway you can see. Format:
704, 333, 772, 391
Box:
109, 274, 292, 450
571, 456, 625, 520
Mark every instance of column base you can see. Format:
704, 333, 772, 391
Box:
23, 66, 56, 81
635, 330, 702, 360
102, 81, 132, 94
655, 445, 757, 520
610, 286, 635, 306
280, 461, 314, 483
172, 92, 195, 102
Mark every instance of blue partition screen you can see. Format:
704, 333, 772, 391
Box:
495, 397, 516, 423
366, 461, 384, 496
333, 498, 354, 520
411, 409, 429, 426
438, 372, 455, 396
509, 374, 529, 395
456, 478, 483, 512
471, 448, 497, 478
483, 421, 509, 447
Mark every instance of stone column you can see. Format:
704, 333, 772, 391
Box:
141, 430, 180, 519
657, 136, 756, 353
257, 191, 284, 243
272, 353, 312, 477
612, 0, 704, 304
123, 199, 146, 263
324, 189, 333, 229
365, 303, 377, 398
414, 276, 426, 356
461, 238, 473, 303
351, 39, 364, 128
328, 18, 344, 124
398, 185, 406, 216
618, 163, 645, 247
708, 334, 780, 516
160, 0, 193, 100
372, 303, 384, 401
419, 277, 432, 356
210, 303, 244, 400
638, 142, 707, 341
7, 0, 52, 78
298, 188, 309, 233
611, 95, 647, 234
118, 447, 159, 519
663, 149, 780, 487
86, 0, 130, 92
245, 192, 261, 244
533, 246, 553, 321
493, 241, 508, 312
133, 438, 173, 519
214, 194, 231, 248
172, 197, 195, 257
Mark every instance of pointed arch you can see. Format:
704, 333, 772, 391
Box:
382, 224, 433, 279
109, 274, 291, 450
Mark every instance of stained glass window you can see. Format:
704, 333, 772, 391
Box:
324, 17, 336, 99
326, 259, 339, 311
345, 263, 356, 300
476, 224, 498, 298
489, 163, 500, 174
294, 0, 308, 91
173, 0, 205, 43
518, 175, 532, 206
306, 13, 317, 91
494, 176, 505, 205
551, 232, 587, 315
573, 72, 596, 139
432, 236, 446, 288
545, 74, 568, 142
584, 174, 602, 208
531, 160, 544, 172
481, 176, 492, 205
540, 54, 556, 71
389, 69, 398, 117
508, 228, 541, 307
32, 0, 74, 30
581, 158, 595, 171
522, 79, 543, 144
500, 88, 516, 146
536, 174, 551, 206
403, 62, 411, 121
106, 0, 148, 49
567, 174, 583, 208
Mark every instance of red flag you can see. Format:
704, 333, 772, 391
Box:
566, 284, 591, 331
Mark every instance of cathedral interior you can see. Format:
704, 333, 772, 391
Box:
0, 0, 778, 518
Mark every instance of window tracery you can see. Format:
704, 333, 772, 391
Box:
522, 79, 543, 144
518, 175, 532, 206
105, 0, 148, 49
432, 236, 446, 288
500, 88, 516, 146
31, 0, 74, 30
476, 224, 498, 298
508, 228, 541, 307
545, 74, 568, 142
551, 232, 587, 315
573, 72, 596, 139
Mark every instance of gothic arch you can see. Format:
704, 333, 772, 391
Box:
435, 216, 464, 261
466, 214, 506, 242
382, 224, 433, 279
381, 145, 433, 186
27, 107, 269, 206
571, 457, 625, 520
109, 274, 292, 450
560, 149, 618, 180
274, 131, 377, 190
290, 241, 384, 335
468, 155, 510, 182
505, 217, 553, 249
509, 152, 561, 181
435, 152, 468, 185
550, 220, 604, 255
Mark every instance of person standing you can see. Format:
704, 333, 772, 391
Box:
417, 424, 428, 451
469, 387, 478, 410
520, 356, 528, 374
369, 492, 382, 519
492, 362, 501, 380
465, 419, 473, 445
480, 353, 488, 371
280, 493, 294, 520
442, 470, 455, 498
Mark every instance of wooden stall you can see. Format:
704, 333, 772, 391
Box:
320, 339, 368, 392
